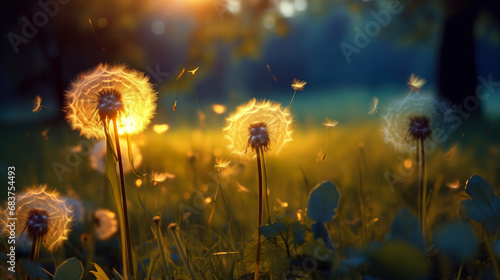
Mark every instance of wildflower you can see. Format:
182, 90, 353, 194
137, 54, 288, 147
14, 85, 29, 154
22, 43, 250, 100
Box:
65, 63, 157, 139
93, 209, 118, 240
224, 98, 293, 159
2, 185, 72, 252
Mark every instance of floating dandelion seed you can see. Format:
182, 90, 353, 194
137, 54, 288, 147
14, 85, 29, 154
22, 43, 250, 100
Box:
288, 78, 307, 108
188, 67, 199, 75
215, 158, 231, 171
224, 98, 293, 159
368, 96, 379, 114
446, 132, 465, 158
93, 209, 118, 240
267, 64, 278, 83
277, 198, 288, 208
153, 124, 170, 134
65, 64, 157, 139
1, 185, 73, 254
151, 171, 175, 186
407, 73, 426, 92
212, 104, 227, 114
398, 74, 427, 112
173, 68, 186, 111
225, 98, 293, 280
322, 118, 339, 160
33, 95, 42, 112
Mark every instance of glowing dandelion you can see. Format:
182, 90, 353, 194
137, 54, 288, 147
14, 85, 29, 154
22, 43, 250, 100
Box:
65, 63, 157, 139
368, 96, 379, 114
93, 209, 118, 240
398, 73, 427, 112
322, 118, 339, 160
289, 78, 307, 108
2, 185, 72, 270
382, 94, 453, 235
65, 63, 156, 279
224, 98, 293, 280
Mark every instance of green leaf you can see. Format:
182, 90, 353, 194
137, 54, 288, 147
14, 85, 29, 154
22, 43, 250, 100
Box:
307, 181, 340, 223
434, 222, 478, 263
461, 175, 500, 234
367, 241, 428, 279
388, 208, 425, 251
54, 258, 84, 280
90, 263, 110, 280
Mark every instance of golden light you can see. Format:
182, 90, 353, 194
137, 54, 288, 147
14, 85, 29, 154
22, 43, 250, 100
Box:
135, 179, 143, 187
446, 179, 461, 189
277, 198, 288, 208
205, 197, 212, 204
224, 98, 293, 159
153, 124, 170, 134
65, 64, 157, 139
403, 159, 412, 169
2, 185, 73, 252
212, 104, 227, 114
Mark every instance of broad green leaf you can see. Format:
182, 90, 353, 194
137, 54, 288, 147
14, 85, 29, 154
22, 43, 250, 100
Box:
307, 181, 340, 223
54, 258, 84, 280
461, 175, 500, 233
90, 263, 110, 280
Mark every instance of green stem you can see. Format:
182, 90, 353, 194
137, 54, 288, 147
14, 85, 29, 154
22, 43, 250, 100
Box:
254, 147, 264, 280
171, 227, 197, 280
155, 223, 172, 280
112, 118, 135, 279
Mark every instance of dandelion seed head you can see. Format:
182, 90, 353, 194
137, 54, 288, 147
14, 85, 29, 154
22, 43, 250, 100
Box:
215, 158, 231, 171
65, 63, 157, 139
1, 185, 73, 252
323, 118, 339, 128
382, 94, 453, 153
93, 209, 118, 240
224, 99, 293, 159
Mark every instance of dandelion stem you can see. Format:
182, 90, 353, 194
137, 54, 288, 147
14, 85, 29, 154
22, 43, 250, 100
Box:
254, 146, 264, 280
322, 128, 330, 160
154, 222, 172, 280
170, 226, 197, 280
288, 90, 297, 108
260, 148, 271, 225
27, 236, 41, 280
417, 138, 427, 236
112, 118, 135, 279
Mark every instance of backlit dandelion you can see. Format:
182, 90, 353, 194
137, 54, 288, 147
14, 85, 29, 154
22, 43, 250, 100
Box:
2, 185, 72, 268
224, 98, 292, 280
322, 118, 339, 160
289, 78, 307, 107
94, 209, 118, 240
65, 63, 157, 139
382, 93, 452, 234
224, 98, 293, 159
65, 63, 156, 278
